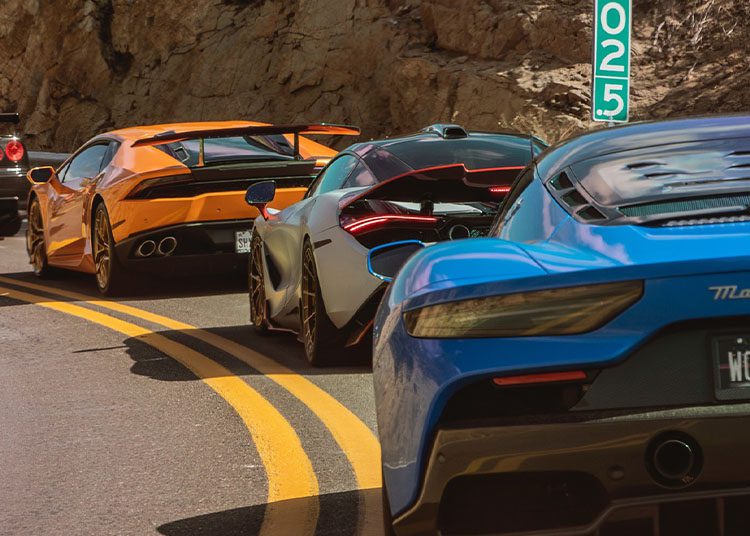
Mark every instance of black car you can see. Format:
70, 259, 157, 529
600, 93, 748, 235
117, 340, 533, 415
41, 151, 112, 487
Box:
0, 113, 29, 236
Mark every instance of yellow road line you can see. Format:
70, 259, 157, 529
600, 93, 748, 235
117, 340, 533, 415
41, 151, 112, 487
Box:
0, 285, 319, 536
0, 275, 383, 534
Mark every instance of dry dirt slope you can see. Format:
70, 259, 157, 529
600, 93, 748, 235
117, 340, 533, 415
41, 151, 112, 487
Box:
0, 0, 748, 151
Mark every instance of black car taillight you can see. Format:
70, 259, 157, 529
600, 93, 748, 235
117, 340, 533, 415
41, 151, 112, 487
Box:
4, 140, 24, 163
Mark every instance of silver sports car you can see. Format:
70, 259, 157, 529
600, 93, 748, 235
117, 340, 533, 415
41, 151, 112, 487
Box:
246, 124, 546, 365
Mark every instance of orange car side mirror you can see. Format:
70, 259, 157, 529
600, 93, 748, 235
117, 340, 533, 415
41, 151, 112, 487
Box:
27, 166, 56, 184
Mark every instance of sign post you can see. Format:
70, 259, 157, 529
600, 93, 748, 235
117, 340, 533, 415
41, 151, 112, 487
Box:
592, 0, 632, 123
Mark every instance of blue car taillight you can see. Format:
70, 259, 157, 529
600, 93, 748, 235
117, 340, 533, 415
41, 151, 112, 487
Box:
403, 280, 644, 338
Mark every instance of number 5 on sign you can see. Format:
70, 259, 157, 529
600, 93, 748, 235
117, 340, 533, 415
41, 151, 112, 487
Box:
592, 0, 631, 123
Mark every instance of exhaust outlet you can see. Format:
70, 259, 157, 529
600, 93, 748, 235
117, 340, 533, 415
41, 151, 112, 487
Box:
653, 439, 694, 480
157, 236, 177, 256
647, 433, 702, 487
135, 239, 156, 258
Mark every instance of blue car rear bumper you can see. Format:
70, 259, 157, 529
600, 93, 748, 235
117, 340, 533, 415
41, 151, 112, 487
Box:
391, 406, 750, 535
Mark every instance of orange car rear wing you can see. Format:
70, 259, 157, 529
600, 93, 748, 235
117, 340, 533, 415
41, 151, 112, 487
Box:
131, 123, 360, 148
131, 122, 360, 166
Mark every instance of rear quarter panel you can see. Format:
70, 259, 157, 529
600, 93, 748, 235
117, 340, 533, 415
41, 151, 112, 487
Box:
373, 238, 549, 515
255, 199, 312, 325
307, 190, 384, 328
497, 175, 569, 244
259, 190, 374, 329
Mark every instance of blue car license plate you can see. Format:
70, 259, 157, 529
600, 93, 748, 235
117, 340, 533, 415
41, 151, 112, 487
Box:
713, 335, 750, 401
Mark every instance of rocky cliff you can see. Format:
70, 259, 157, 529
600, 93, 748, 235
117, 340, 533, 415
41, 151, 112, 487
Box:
1, 0, 748, 151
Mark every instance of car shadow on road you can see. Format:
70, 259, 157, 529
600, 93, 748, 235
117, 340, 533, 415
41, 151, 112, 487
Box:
1, 270, 373, 375
157, 488, 381, 536
0, 294, 26, 307
0, 270, 248, 300
124, 324, 372, 383
206, 324, 373, 371
125, 336, 199, 382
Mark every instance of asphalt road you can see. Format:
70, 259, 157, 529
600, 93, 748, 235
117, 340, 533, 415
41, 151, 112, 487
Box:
0, 225, 383, 536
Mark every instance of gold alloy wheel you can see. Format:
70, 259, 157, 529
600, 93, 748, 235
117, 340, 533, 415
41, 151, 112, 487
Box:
93, 207, 112, 291
26, 199, 46, 275
249, 236, 267, 330
301, 246, 317, 360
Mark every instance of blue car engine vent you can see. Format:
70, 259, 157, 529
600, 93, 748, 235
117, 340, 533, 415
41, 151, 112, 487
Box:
620, 193, 750, 219
548, 172, 607, 222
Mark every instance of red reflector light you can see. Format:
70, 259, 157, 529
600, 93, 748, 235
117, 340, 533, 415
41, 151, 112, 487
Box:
493, 370, 587, 387
489, 185, 511, 194
343, 214, 438, 234
5, 140, 25, 162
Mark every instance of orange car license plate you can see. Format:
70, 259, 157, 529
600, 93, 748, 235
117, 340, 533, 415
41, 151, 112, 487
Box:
235, 230, 252, 254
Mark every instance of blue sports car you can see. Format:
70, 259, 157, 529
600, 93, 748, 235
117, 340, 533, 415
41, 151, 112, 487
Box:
371, 115, 750, 536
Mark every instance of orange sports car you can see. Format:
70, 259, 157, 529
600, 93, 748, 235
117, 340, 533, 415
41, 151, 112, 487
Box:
25, 121, 360, 295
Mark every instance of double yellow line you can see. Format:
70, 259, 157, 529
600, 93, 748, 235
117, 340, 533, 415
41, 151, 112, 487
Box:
0, 276, 381, 535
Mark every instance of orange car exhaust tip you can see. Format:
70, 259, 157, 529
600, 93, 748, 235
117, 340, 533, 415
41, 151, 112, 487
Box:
135, 240, 157, 258
157, 236, 177, 256
493, 370, 587, 387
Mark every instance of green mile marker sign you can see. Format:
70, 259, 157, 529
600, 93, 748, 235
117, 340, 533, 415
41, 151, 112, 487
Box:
592, 0, 632, 123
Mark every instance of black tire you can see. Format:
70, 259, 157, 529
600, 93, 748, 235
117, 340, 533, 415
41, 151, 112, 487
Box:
382, 475, 396, 536
92, 203, 130, 296
300, 240, 342, 366
26, 197, 53, 278
248, 234, 270, 334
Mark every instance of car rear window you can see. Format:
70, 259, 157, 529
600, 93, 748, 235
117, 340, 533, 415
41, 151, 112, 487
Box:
361, 147, 412, 181
161, 135, 296, 166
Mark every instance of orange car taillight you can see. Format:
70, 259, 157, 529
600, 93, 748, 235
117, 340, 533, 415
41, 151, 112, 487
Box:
126, 175, 193, 199
4, 140, 24, 162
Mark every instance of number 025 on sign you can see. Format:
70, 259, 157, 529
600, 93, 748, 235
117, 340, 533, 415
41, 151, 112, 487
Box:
592, 0, 631, 123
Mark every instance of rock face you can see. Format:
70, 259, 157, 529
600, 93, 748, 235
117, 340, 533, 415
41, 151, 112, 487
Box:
0, 0, 748, 151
